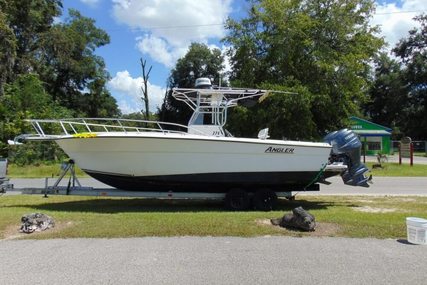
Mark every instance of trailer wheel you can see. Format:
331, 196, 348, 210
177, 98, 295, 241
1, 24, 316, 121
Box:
224, 188, 250, 211
253, 188, 277, 211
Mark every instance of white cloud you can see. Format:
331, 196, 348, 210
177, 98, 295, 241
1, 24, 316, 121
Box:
372, 0, 427, 50
80, 0, 100, 6
136, 35, 177, 68
112, 0, 232, 67
108, 70, 166, 114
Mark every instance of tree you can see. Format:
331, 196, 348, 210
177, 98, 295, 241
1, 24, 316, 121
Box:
227, 84, 316, 139
158, 43, 225, 125
0, 74, 71, 160
81, 76, 120, 118
224, 0, 383, 138
0, 11, 16, 95
0, 0, 62, 75
0, 2, 119, 118
140, 58, 152, 120
363, 53, 407, 137
37, 9, 113, 113
393, 14, 427, 139
0, 1, 121, 163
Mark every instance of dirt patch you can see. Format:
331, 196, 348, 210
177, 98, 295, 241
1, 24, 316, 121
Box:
398, 198, 417, 202
354, 199, 376, 204
256, 219, 341, 237
351, 206, 397, 213
1, 221, 75, 240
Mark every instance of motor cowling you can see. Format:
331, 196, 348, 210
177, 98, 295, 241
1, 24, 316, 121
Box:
324, 129, 370, 187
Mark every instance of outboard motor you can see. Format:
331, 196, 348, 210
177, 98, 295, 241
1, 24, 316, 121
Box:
324, 129, 370, 187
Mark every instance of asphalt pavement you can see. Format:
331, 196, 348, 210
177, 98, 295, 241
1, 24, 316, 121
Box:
1, 237, 426, 285
312, 176, 427, 196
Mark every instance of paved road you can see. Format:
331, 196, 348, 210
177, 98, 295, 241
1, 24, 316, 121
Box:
1, 237, 426, 285
7, 176, 427, 196
313, 176, 427, 196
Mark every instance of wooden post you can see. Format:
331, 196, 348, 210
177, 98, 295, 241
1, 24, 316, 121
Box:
399, 144, 402, 165
410, 143, 414, 166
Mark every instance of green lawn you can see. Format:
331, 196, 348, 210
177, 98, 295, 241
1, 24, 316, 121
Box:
366, 162, 427, 177
414, 152, 427, 157
8, 163, 87, 178
1, 195, 425, 240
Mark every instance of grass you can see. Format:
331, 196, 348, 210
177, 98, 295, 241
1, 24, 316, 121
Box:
414, 152, 427, 157
8, 163, 87, 178
1, 195, 426, 240
366, 162, 427, 177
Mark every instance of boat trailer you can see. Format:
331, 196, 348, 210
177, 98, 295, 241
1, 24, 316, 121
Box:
0, 157, 13, 193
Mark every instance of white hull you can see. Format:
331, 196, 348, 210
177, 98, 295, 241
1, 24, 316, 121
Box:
55, 132, 331, 191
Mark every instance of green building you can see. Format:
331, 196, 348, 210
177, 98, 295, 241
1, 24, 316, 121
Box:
349, 116, 392, 155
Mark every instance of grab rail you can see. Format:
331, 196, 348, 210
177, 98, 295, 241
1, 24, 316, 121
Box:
25, 118, 208, 137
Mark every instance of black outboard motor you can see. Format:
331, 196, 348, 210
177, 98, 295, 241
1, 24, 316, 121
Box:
324, 129, 370, 187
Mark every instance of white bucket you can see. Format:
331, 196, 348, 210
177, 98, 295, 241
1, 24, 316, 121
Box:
406, 217, 427, 245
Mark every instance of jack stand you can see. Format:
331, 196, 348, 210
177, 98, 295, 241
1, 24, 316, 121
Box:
44, 177, 49, 198
51, 159, 82, 195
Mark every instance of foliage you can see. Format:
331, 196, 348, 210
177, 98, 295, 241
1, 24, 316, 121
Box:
0, 1, 120, 164
0, 74, 71, 162
227, 83, 316, 139
223, 0, 383, 138
363, 53, 407, 138
0, 1, 119, 117
82, 77, 120, 118
0, 0, 62, 76
364, 14, 427, 140
37, 9, 119, 116
158, 43, 225, 125
392, 14, 427, 139
0, 10, 16, 95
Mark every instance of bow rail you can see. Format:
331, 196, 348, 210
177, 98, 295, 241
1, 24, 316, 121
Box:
20, 118, 208, 141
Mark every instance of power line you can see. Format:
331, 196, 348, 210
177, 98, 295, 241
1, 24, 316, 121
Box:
106, 23, 225, 32
104, 10, 427, 33
374, 10, 426, 16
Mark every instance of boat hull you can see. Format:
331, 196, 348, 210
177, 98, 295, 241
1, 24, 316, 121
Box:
84, 170, 321, 192
56, 133, 332, 192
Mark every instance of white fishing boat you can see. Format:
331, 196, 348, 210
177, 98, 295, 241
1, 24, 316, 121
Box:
15, 78, 369, 210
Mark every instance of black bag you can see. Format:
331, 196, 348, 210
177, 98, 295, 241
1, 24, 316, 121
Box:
271, 207, 316, 231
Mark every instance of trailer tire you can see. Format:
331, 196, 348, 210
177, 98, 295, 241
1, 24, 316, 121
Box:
253, 188, 277, 211
224, 188, 250, 211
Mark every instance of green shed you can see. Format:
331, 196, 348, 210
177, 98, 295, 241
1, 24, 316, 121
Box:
349, 116, 392, 155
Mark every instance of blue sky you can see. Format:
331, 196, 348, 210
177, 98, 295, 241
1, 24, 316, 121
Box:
62, 0, 427, 114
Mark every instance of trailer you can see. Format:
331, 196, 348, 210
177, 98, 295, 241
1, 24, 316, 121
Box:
7, 158, 350, 211
0, 157, 13, 193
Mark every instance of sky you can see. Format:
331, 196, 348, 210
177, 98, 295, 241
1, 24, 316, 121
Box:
62, 0, 427, 114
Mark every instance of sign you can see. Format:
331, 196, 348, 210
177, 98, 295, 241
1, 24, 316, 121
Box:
399, 136, 413, 166
400, 137, 412, 158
